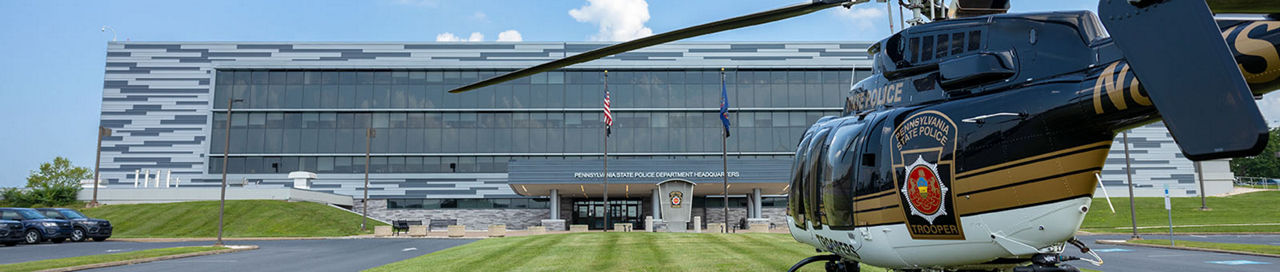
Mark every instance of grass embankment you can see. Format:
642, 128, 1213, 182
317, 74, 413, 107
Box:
0, 246, 225, 272
82, 200, 383, 238
1130, 239, 1280, 256
369, 232, 887, 272
1208, 0, 1280, 13
1081, 191, 1280, 233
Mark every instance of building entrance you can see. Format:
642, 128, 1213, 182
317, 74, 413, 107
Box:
572, 200, 642, 230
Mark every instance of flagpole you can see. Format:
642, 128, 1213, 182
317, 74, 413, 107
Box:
603, 70, 610, 232
720, 68, 729, 233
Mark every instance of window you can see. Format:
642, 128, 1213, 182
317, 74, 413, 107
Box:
392, 198, 559, 209
921, 35, 934, 62
823, 118, 865, 230
908, 37, 920, 63
857, 113, 894, 197
937, 34, 952, 60
951, 32, 965, 55
968, 30, 982, 51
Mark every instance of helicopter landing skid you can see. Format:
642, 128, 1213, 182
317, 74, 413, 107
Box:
788, 254, 859, 272
1010, 253, 1081, 272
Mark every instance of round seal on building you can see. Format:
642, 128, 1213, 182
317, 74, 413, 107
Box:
900, 155, 948, 224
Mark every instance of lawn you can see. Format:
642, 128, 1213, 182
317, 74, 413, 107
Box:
81, 200, 384, 238
368, 232, 887, 272
0, 246, 225, 272
1208, 0, 1280, 13
1081, 191, 1280, 233
1130, 239, 1280, 256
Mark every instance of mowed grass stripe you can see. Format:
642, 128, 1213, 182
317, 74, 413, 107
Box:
590, 232, 620, 271
82, 200, 383, 238
703, 233, 779, 269
1081, 191, 1280, 233
367, 232, 877, 272
637, 231, 672, 269
464, 233, 559, 270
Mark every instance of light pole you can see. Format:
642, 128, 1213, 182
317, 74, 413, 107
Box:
100, 26, 117, 42
1123, 131, 1140, 240
216, 97, 243, 247
90, 126, 111, 207
362, 127, 375, 231
1196, 161, 1209, 211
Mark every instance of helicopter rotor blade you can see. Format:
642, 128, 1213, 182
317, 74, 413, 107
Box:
448, 0, 864, 93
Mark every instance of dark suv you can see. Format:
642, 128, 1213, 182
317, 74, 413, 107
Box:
36, 208, 112, 242
0, 219, 21, 246
0, 208, 73, 244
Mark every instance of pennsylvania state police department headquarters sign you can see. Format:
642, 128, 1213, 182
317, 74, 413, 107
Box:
572, 171, 742, 180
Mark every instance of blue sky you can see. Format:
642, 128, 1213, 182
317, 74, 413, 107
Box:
0, 0, 1233, 187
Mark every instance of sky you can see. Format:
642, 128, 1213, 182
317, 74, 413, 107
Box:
0, 0, 1274, 187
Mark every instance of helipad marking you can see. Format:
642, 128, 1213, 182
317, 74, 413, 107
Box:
1091, 248, 1132, 253
1206, 260, 1270, 265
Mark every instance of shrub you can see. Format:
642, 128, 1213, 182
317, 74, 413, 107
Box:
2, 157, 87, 207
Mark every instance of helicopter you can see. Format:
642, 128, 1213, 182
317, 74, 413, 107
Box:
448, 0, 1280, 271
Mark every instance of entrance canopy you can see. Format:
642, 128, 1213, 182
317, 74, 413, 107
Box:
507, 158, 791, 198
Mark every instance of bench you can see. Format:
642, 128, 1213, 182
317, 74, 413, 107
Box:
392, 220, 422, 236
429, 219, 457, 231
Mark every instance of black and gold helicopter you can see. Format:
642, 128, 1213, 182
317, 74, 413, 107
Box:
448, 0, 1280, 271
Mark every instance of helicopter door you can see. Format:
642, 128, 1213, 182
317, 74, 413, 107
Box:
822, 119, 868, 230
789, 130, 818, 229
803, 128, 832, 228
853, 112, 896, 228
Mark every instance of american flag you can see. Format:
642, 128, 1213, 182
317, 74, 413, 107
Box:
603, 90, 613, 136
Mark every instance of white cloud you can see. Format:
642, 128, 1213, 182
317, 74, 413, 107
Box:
569, 0, 653, 42
436, 32, 485, 42
1259, 92, 1280, 127
832, 6, 886, 30
497, 30, 523, 42
472, 11, 489, 23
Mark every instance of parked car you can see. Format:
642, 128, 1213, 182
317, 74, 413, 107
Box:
0, 208, 73, 244
35, 208, 112, 242
0, 219, 22, 246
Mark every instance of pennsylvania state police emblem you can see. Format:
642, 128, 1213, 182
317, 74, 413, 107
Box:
891, 110, 964, 240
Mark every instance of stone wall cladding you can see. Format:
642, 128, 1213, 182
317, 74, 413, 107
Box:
358, 199, 549, 230
700, 207, 749, 228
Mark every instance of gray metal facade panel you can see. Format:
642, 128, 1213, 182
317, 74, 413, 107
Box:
99, 41, 868, 199
1097, 122, 1233, 197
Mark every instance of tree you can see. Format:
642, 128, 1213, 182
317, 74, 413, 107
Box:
0, 157, 87, 207
1230, 127, 1280, 178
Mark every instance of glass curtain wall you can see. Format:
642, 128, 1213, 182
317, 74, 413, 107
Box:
210, 69, 867, 174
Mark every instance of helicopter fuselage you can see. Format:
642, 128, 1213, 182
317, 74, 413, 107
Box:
784, 11, 1280, 270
